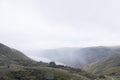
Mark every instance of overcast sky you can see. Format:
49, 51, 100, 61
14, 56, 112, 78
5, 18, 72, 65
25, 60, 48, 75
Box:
1, 0, 120, 53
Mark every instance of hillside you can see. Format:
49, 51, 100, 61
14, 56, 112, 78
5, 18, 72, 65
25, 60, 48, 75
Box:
0, 43, 31, 60
0, 43, 34, 66
0, 43, 97, 80
1, 43, 120, 80
82, 53, 120, 80
0, 66, 91, 80
82, 53, 120, 74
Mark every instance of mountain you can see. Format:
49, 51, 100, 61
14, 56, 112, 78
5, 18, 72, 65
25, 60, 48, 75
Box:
1, 43, 120, 80
82, 53, 120, 80
0, 43, 30, 60
0, 43, 34, 66
39, 46, 120, 67
82, 53, 120, 73
0, 43, 96, 80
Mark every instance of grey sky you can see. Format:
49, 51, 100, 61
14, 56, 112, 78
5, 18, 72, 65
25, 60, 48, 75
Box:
1, 0, 120, 53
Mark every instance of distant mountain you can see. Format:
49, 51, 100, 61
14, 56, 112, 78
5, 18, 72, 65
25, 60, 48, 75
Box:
39, 46, 120, 67
82, 53, 120, 74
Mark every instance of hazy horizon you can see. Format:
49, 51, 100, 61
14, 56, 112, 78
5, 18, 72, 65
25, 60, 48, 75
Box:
1, 0, 120, 54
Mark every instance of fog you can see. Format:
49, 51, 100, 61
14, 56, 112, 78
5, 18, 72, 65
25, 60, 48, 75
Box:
1, 0, 120, 62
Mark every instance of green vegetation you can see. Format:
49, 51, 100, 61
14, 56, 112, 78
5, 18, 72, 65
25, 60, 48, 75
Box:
0, 64, 90, 80
0, 43, 120, 80
82, 53, 120, 80
0, 43, 92, 80
82, 53, 120, 73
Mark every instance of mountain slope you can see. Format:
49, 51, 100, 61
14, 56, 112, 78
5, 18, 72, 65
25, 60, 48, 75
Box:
82, 53, 120, 74
0, 43, 94, 80
0, 43, 33, 66
1, 43, 120, 79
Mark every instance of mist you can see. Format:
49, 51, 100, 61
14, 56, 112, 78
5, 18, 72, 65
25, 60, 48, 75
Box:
1, 0, 120, 50
33, 46, 120, 68
1, 0, 120, 80
1, 0, 120, 64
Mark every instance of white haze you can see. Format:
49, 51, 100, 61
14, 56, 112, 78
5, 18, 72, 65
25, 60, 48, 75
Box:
28, 55, 65, 65
1, 0, 120, 61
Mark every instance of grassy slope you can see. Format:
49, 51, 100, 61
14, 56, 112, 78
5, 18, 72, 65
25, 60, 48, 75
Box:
1, 43, 120, 80
0, 65, 89, 80
82, 53, 120, 73
0, 43, 36, 67
82, 53, 120, 80
0, 43, 91, 80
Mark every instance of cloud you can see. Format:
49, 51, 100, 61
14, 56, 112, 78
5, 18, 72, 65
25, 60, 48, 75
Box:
0, 0, 120, 54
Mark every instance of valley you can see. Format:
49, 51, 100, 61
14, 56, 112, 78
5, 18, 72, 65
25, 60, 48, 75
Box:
0, 43, 120, 80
